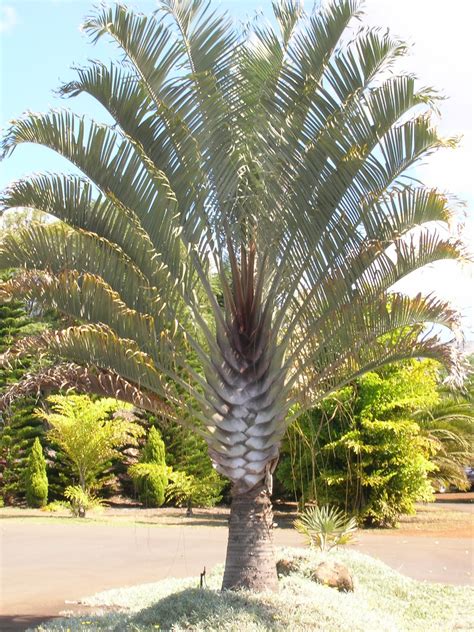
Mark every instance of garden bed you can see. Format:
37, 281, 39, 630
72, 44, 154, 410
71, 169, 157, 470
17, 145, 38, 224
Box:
34, 547, 473, 632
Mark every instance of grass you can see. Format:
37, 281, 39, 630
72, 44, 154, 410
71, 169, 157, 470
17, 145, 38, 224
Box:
2, 501, 472, 535
33, 547, 473, 632
0, 506, 230, 529
367, 504, 473, 538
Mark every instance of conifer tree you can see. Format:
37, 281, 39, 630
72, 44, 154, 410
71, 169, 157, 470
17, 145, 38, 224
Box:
129, 426, 168, 507
0, 273, 42, 504
25, 436, 48, 507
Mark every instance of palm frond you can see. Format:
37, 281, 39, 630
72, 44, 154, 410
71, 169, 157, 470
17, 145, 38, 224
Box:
0, 222, 153, 314
0, 363, 169, 417
0, 0, 466, 495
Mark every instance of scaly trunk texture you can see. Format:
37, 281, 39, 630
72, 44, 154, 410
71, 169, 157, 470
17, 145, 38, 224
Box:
222, 484, 278, 591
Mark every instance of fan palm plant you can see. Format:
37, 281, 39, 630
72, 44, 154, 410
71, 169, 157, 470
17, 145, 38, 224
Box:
0, 0, 467, 591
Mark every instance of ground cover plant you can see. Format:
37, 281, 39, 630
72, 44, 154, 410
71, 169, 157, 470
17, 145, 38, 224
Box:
0, 0, 467, 590
34, 548, 474, 632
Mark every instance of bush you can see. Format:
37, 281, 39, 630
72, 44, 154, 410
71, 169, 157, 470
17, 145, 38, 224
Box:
64, 485, 105, 518
294, 505, 357, 552
314, 417, 436, 527
40, 394, 143, 497
128, 462, 168, 507
129, 427, 168, 507
166, 468, 224, 509
40, 501, 69, 513
277, 361, 439, 526
25, 437, 48, 507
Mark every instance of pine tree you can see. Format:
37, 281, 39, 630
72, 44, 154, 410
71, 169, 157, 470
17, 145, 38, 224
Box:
155, 418, 227, 510
0, 270, 71, 504
0, 275, 42, 504
25, 437, 48, 507
129, 427, 168, 507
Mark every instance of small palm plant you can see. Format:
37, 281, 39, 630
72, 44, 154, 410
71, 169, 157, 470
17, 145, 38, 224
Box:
294, 505, 358, 552
64, 485, 105, 518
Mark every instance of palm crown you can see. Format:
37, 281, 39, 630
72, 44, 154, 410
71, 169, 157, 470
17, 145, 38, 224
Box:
0, 0, 466, 590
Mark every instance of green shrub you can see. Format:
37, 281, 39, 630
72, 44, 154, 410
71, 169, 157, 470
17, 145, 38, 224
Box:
129, 427, 168, 507
24, 437, 48, 507
128, 462, 168, 507
40, 394, 143, 496
294, 505, 357, 552
64, 485, 105, 518
277, 361, 439, 526
40, 500, 69, 513
166, 469, 224, 509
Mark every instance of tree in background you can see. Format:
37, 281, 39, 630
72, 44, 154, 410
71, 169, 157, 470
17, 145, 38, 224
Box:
0, 250, 64, 504
0, 271, 44, 504
416, 359, 474, 492
0, 0, 466, 590
166, 468, 224, 515
155, 417, 228, 502
277, 360, 440, 526
36, 394, 143, 516
128, 426, 168, 507
25, 437, 48, 507
0, 208, 49, 232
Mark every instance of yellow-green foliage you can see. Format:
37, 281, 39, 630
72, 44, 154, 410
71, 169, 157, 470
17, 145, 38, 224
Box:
128, 427, 168, 507
25, 437, 48, 507
37, 394, 143, 493
294, 505, 357, 552
64, 485, 105, 518
166, 468, 224, 508
278, 360, 441, 526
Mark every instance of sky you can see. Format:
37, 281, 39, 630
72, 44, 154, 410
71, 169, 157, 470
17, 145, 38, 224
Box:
0, 0, 473, 340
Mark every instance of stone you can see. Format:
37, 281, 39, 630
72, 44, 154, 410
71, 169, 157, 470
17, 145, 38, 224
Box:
276, 557, 301, 576
310, 560, 354, 592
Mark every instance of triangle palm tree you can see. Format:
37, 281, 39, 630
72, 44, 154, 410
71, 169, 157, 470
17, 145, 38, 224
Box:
0, 0, 467, 591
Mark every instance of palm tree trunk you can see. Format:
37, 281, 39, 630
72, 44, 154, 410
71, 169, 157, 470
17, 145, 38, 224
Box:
222, 484, 279, 592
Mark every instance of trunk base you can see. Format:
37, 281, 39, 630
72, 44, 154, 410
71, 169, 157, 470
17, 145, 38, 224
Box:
222, 485, 278, 592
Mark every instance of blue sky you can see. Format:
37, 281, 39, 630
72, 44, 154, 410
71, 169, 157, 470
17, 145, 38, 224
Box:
1, 0, 473, 339
0, 0, 270, 186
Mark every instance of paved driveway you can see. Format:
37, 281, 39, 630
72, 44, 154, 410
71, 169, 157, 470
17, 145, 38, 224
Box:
0, 514, 472, 631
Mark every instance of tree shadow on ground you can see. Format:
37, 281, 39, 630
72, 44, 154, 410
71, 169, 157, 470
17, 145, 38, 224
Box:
0, 614, 58, 632
122, 587, 279, 631
133, 515, 230, 528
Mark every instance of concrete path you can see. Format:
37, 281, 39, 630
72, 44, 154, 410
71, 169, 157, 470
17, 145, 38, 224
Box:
0, 516, 472, 631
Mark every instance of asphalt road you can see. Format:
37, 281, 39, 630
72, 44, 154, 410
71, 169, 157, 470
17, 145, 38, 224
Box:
0, 516, 473, 631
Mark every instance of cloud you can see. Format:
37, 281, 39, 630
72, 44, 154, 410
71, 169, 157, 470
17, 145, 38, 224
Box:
0, 5, 18, 33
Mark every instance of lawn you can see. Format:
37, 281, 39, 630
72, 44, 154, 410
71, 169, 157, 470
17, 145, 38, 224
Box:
367, 503, 474, 538
1, 500, 472, 536
34, 547, 473, 632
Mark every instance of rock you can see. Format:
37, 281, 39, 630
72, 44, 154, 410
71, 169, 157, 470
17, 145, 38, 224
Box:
310, 560, 354, 592
276, 557, 301, 576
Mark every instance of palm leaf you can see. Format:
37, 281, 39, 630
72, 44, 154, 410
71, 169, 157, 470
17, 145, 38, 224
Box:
0, 0, 466, 498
